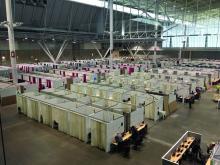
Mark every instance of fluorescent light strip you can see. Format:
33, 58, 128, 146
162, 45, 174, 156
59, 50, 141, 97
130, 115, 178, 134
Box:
67, 0, 191, 25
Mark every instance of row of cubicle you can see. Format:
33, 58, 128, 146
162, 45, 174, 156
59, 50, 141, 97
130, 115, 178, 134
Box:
17, 91, 126, 152
17, 81, 147, 152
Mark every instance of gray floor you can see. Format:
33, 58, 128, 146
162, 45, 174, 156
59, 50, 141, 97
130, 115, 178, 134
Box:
0, 90, 220, 165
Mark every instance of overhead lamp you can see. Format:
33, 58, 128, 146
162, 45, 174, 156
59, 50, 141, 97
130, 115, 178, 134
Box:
25, 37, 28, 40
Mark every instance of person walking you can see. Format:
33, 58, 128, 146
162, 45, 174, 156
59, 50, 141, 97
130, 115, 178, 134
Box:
189, 98, 192, 109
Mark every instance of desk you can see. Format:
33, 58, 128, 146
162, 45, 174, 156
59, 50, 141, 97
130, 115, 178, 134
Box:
112, 123, 146, 145
170, 137, 195, 163
213, 94, 220, 102
145, 88, 150, 92
122, 132, 132, 141
112, 132, 132, 145
206, 158, 211, 165
212, 79, 220, 85
137, 123, 146, 132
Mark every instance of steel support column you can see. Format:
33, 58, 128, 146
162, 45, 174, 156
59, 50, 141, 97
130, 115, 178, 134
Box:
127, 47, 134, 57
189, 51, 192, 61
55, 40, 68, 63
103, 47, 110, 58
109, 0, 113, 70
121, 20, 125, 37
134, 46, 139, 56
153, 0, 159, 64
38, 41, 55, 63
178, 47, 182, 60
179, 25, 187, 61
5, 0, 17, 83
93, 43, 103, 58
42, 42, 54, 60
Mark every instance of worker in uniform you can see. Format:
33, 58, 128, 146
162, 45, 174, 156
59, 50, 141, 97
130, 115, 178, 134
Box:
122, 139, 130, 158
139, 122, 147, 141
189, 97, 192, 109
115, 133, 123, 152
189, 92, 194, 109
114, 133, 130, 157
130, 126, 140, 150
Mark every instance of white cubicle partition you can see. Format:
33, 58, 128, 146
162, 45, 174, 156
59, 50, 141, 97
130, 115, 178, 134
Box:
90, 111, 124, 152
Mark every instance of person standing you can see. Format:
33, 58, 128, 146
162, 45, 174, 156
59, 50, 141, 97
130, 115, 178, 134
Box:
189, 96, 192, 109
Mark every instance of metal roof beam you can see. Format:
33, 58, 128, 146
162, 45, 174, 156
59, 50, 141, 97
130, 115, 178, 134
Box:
12, 26, 97, 35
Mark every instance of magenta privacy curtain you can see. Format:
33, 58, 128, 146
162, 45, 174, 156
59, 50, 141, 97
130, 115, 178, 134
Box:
129, 67, 134, 75
29, 76, 31, 83
46, 80, 51, 88
38, 78, 42, 91
83, 74, 87, 83
33, 77, 36, 84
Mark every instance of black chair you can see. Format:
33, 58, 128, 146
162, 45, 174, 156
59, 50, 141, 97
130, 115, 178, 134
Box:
122, 139, 131, 158
40, 115, 43, 123
17, 107, 21, 114
53, 121, 59, 130
87, 133, 91, 144
130, 126, 140, 150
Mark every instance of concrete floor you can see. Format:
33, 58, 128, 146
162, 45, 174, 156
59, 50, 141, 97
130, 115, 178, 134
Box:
0, 90, 220, 165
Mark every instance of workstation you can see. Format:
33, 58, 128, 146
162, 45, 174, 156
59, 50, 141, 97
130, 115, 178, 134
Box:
162, 131, 220, 165
0, 80, 37, 106
162, 131, 202, 165
49, 68, 108, 83
69, 82, 165, 121
17, 64, 45, 73
41, 87, 145, 130
99, 74, 178, 118
17, 90, 145, 152
17, 72, 66, 91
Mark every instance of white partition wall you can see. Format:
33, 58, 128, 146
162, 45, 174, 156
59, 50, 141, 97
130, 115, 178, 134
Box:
38, 102, 52, 126
51, 106, 68, 133
68, 111, 86, 141
90, 111, 124, 152
26, 98, 39, 120
58, 102, 102, 142
145, 95, 163, 121
130, 107, 144, 126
